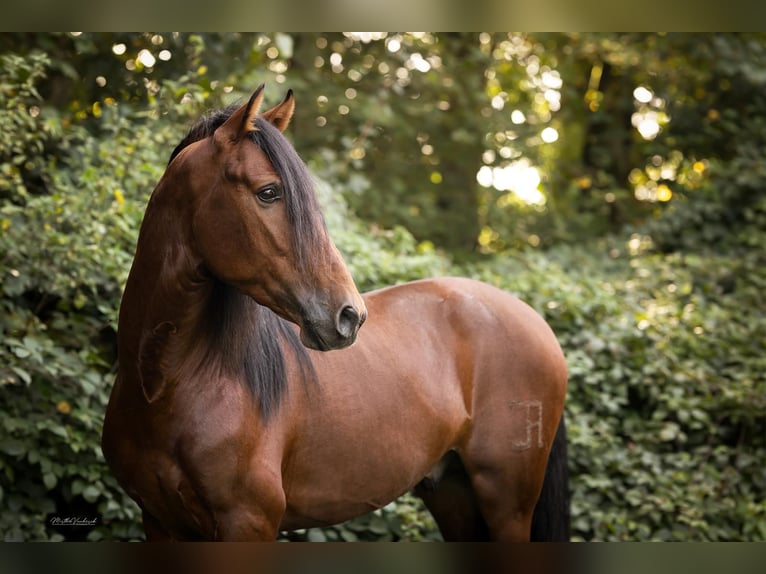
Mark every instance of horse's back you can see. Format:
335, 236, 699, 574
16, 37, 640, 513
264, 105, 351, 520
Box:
364, 276, 564, 366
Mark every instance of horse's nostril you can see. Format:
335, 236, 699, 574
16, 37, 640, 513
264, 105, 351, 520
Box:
337, 305, 361, 339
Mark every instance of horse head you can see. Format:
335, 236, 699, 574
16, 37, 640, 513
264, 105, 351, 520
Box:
171, 85, 366, 350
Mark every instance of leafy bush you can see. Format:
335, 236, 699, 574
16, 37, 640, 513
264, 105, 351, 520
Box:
313, 175, 451, 292
0, 53, 227, 541
646, 150, 766, 254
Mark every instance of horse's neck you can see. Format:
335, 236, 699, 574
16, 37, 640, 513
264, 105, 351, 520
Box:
124, 217, 200, 321
121, 254, 205, 337
118, 200, 214, 398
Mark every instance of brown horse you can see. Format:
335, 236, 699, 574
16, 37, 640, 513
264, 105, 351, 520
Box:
102, 85, 569, 542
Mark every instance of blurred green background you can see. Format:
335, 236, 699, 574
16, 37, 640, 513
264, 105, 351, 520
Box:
0, 33, 764, 541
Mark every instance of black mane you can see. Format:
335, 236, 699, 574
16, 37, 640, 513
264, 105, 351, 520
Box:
171, 104, 322, 418
205, 281, 316, 419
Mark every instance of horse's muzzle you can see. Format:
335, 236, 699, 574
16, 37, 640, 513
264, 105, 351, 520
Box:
299, 301, 367, 351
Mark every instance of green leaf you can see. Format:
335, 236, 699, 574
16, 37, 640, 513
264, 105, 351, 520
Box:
369, 515, 390, 535
0, 439, 26, 457
10, 366, 31, 385
306, 529, 327, 542
71, 480, 85, 496
339, 529, 358, 542
82, 485, 100, 503
43, 472, 57, 490
12, 347, 30, 359
48, 425, 68, 440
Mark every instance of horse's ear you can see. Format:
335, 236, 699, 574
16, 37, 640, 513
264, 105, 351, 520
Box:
261, 89, 295, 133
216, 84, 266, 142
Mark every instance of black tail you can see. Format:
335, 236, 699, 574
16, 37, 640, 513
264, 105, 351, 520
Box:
530, 415, 570, 541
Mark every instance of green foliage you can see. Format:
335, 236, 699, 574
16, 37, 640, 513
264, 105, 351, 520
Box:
312, 172, 451, 292
0, 52, 50, 203
1, 51, 138, 541
0, 52, 217, 541
282, 494, 442, 542
646, 152, 766, 254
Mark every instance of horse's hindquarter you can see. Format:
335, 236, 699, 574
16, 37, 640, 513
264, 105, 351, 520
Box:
279, 277, 567, 530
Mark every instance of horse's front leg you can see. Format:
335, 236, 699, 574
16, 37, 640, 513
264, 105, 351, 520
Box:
206, 468, 287, 541
141, 476, 285, 541
143, 510, 173, 541
214, 506, 283, 541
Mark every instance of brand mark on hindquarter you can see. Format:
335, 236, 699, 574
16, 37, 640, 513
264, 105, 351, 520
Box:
509, 400, 543, 450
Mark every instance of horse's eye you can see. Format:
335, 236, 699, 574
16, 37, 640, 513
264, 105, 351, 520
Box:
256, 186, 281, 204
